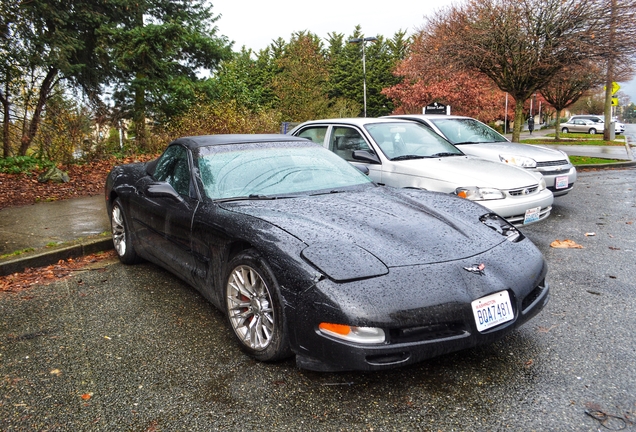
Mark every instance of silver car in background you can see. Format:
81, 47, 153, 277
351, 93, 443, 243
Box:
290, 118, 554, 226
567, 114, 625, 135
388, 114, 577, 197
560, 118, 603, 134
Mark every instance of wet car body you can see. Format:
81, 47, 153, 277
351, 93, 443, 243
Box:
387, 114, 577, 197
105, 134, 549, 372
289, 118, 554, 226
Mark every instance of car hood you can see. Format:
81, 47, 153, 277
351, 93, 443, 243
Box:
456, 142, 568, 163
221, 187, 507, 280
389, 156, 542, 189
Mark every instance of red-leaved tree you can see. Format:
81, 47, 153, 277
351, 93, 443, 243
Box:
382, 34, 511, 124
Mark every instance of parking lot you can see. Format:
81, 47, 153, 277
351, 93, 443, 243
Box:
1, 167, 635, 431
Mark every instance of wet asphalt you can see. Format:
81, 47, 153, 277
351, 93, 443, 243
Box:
1, 165, 635, 431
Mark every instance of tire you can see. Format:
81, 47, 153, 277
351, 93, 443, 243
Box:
110, 198, 140, 264
589, 128, 596, 134
225, 250, 291, 362
561, 127, 569, 133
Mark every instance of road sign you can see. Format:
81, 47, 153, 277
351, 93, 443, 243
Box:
611, 97, 618, 106
604, 82, 620, 95
423, 102, 449, 115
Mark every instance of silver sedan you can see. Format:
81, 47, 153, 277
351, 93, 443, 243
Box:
290, 118, 554, 226
560, 118, 602, 134
387, 114, 577, 197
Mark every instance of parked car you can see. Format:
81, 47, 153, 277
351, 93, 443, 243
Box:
289, 118, 553, 226
105, 134, 549, 372
567, 114, 625, 135
560, 118, 604, 134
387, 114, 576, 197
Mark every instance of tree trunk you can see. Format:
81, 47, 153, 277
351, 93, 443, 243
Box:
133, 74, 147, 151
18, 68, 57, 156
132, 6, 147, 151
554, 108, 562, 141
603, 0, 617, 141
1, 86, 10, 158
511, 99, 525, 142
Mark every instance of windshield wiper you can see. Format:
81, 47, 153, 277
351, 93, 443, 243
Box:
310, 189, 348, 196
430, 152, 462, 157
390, 155, 431, 161
214, 194, 280, 203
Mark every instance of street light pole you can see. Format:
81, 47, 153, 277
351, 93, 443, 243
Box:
348, 36, 378, 117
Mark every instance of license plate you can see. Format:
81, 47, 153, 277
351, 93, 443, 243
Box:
523, 206, 541, 224
472, 290, 514, 332
555, 175, 569, 189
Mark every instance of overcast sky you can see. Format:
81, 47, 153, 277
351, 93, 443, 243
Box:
210, 0, 636, 105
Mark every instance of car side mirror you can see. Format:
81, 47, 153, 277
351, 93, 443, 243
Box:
352, 150, 381, 164
352, 164, 370, 175
146, 182, 183, 202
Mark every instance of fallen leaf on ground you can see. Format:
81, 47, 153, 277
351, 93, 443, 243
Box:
550, 239, 584, 249
81, 393, 92, 400
0, 251, 116, 293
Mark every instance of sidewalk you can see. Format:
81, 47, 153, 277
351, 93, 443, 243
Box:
507, 126, 636, 161
0, 195, 112, 276
1, 133, 635, 277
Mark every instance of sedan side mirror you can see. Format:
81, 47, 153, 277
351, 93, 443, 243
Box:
352, 150, 381, 164
145, 182, 184, 202
352, 164, 370, 175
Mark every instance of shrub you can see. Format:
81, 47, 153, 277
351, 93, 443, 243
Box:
0, 156, 55, 174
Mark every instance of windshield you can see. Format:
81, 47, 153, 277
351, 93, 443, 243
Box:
365, 122, 463, 160
196, 142, 373, 199
429, 118, 507, 144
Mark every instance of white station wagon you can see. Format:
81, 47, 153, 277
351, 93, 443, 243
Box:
290, 118, 554, 226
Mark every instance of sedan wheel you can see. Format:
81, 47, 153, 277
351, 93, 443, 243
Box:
225, 250, 290, 361
561, 127, 569, 133
589, 128, 597, 134
111, 198, 139, 264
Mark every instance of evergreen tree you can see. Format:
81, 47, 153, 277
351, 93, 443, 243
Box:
105, 0, 232, 149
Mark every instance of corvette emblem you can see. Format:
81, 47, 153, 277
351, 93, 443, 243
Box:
463, 263, 485, 275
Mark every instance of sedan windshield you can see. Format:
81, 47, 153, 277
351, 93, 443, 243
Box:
196, 142, 373, 200
365, 122, 463, 160
429, 118, 508, 144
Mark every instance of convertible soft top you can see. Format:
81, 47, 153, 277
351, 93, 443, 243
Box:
172, 134, 310, 149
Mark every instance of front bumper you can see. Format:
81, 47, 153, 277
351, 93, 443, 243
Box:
538, 166, 577, 197
479, 187, 553, 226
288, 239, 549, 372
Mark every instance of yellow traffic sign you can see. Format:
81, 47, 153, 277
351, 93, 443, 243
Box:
611, 97, 618, 106
604, 82, 620, 95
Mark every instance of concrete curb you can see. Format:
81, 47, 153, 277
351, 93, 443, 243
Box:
0, 237, 114, 277
576, 160, 636, 170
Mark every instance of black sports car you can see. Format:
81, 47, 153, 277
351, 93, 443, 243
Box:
105, 134, 549, 372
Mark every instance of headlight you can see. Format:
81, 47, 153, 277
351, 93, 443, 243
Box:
558, 150, 572, 163
539, 177, 546, 191
319, 323, 386, 344
455, 186, 505, 201
480, 213, 524, 242
499, 154, 537, 168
